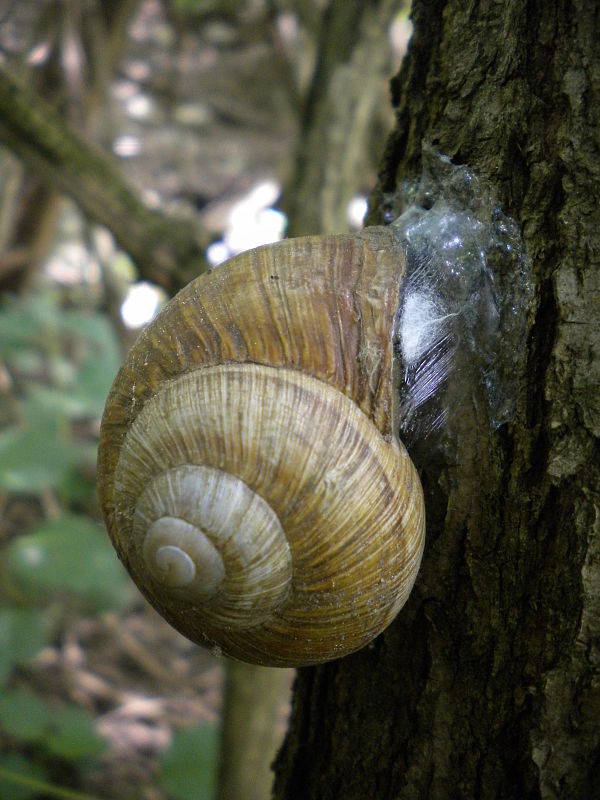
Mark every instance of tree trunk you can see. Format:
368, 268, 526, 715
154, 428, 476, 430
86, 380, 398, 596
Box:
273, 1, 600, 799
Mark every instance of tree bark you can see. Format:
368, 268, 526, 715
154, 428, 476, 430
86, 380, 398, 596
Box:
274, 1, 600, 799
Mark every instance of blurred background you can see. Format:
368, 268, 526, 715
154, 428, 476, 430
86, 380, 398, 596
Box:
0, 1, 410, 798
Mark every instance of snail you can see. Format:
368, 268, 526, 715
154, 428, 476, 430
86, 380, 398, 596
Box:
97, 225, 426, 667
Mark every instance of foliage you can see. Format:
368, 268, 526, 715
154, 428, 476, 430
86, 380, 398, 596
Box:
0, 291, 121, 496
159, 724, 220, 800
0, 608, 48, 686
0, 753, 100, 800
5, 514, 134, 612
0, 689, 105, 760
0, 284, 220, 799
0, 289, 129, 799
0, 690, 106, 800
0, 755, 48, 800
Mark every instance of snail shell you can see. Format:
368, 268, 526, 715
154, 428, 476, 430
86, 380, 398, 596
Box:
97, 227, 425, 667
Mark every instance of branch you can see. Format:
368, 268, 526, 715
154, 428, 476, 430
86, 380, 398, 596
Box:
282, 0, 398, 236
0, 66, 209, 291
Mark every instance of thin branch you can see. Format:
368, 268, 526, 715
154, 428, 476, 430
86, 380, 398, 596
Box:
0, 66, 209, 291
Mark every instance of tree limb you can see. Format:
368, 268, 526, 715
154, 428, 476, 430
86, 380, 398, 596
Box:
0, 66, 209, 291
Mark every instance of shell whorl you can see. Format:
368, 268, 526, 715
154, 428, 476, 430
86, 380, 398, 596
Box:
98, 228, 425, 666
135, 463, 292, 622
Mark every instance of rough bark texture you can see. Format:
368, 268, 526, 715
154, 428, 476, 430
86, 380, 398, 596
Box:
274, 1, 600, 799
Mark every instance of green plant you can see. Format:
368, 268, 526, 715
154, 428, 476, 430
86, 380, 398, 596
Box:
159, 724, 219, 800
0, 607, 48, 685
0, 688, 107, 800
4, 514, 134, 612
0, 290, 130, 799
0, 290, 220, 799
0, 291, 122, 497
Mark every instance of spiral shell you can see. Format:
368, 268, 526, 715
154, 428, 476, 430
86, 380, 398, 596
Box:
98, 227, 425, 666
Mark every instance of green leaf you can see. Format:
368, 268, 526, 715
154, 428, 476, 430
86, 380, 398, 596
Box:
0, 294, 58, 356
0, 413, 78, 493
44, 705, 105, 761
0, 691, 104, 762
0, 690, 54, 741
60, 310, 118, 351
160, 725, 219, 800
0, 609, 48, 686
0, 293, 120, 422
73, 354, 119, 417
57, 313, 121, 417
0, 753, 49, 800
5, 514, 133, 612
24, 384, 88, 419
60, 467, 97, 505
